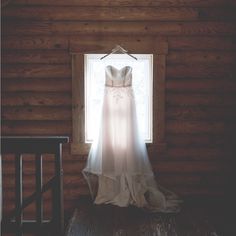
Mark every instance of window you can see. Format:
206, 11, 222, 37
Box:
84, 54, 153, 143
70, 39, 168, 155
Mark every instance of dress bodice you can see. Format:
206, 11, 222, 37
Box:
105, 65, 132, 87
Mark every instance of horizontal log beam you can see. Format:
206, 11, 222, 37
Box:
1, 120, 72, 135
166, 134, 225, 147
1, 36, 68, 49
166, 120, 225, 134
3, 6, 236, 21
153, 160, 229, 173
167, 51, 236, 65
1, 64, 71, 79
1, 106, 72, 121
166, 79, 236, 93
2, 49, 236, 65
2, 49, 70, 64
69, 36, 168, 54
1, 92, 72, 106
166, 106, 236, 121
169, 36, 236, 50
12, 0, 236, 7
2, 7, 199, 21
2, 78, 71, 92
166, 147, 227, 160
166, 93, 236, 107
166, 64, 235, 79
3, 21, 236, 36
2, 35, 236, 50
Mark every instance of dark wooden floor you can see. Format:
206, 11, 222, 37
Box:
65, 196, 236, 236
2, 196, 235, 236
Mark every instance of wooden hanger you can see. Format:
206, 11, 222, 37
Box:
100, 45, 138, 60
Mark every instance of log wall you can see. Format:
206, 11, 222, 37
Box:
1, 0, 236, 218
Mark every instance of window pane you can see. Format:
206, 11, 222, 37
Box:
85, 54, 153, 143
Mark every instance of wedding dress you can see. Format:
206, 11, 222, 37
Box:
82, 65, 182, 212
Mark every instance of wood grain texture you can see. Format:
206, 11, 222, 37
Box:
2, 6, 199, 21
3, 21, 236, 36
2, 64, 71, 79
2, 78, 71, 92
1, 92, 72, 106
166, 79, 236, 92
168, 36, 236, 50
3, 35, 236, 50
166, 93, 236, 106
152, 160, 229, 173
12, 0, 236, 7
155, 54, 166, 143
1, 106, 72, 120
166, 147, 227, 160
1, 36, 68, 49
4, 6, 236, 21
69, 35, 168, 54
2, 49, 70, 64
166, 134, 225, 147
166, 106, 236, 121
1, 0, 236, 218
71, 54, 85, 147
166, 120, 225, 134
1, 120, 72, 135
167, 51, 236, 65
166, 64, 236, 79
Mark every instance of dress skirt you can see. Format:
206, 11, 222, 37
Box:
82, 85, 181, 212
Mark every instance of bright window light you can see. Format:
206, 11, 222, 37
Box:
84, 54, 153, 143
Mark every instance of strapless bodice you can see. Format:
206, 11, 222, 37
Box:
105, 65, 132, 87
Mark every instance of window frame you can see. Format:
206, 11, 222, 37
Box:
84, 53, 154, 144
70, 39, 168, 155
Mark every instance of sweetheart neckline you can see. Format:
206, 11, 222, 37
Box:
106, 65, 132, 72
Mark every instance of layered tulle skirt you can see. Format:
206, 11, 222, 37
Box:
82, 86, 182, 212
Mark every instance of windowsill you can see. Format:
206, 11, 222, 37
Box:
70, 142, 167, 155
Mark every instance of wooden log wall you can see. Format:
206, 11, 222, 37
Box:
1, 0, 236, 218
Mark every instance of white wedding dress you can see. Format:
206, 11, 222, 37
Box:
82, 65, 182, 212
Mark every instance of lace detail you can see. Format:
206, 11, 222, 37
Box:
105, 87, 134, 103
